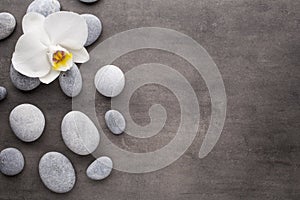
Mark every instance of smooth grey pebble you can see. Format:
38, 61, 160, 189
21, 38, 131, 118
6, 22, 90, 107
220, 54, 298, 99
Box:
86, 156, 113, 180
81, 14, 102, 46
79, 0, 99, 4
10, 65, 40, 91
0, 148, 25, 176
27, 0, 61, 17
59, 64, 82, 97
0, 12, 16, 40
0, 86, 7, 101
105, 110, 126, 135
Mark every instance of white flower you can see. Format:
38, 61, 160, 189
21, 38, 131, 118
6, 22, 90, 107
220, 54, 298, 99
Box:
12, 11, 89, 84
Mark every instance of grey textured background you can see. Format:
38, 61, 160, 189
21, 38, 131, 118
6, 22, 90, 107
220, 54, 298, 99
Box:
0, 0, 299, 199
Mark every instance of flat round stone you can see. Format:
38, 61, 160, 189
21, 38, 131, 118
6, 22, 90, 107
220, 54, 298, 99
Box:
94, 65, 125, 97
9, 104, 45, 142
105, 110, 126, 135
0, 148, 25, 176
0, 86, 7, 101
27, 0, 61, 17
0, 12, 16, 40
39, 152, 76, 193
86, 156, 113, 180
79, 0, 99, 3
59, 64, 82, 97
61, 111, 100, 155
10, 65, 40, 91
81, 14, 102, 46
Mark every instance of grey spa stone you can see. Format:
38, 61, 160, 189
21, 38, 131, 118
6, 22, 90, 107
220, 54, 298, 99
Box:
79, 0, 99, 4
0, 148, 25, 176
59, 64, 82, 97
27, 0, 61, 17
105, 110, 126, 135
10, 65, 41, 91
86, 156, 113, 180
0, 12, 16, 40
81, 14, 102, 46
0, 86, 7, 101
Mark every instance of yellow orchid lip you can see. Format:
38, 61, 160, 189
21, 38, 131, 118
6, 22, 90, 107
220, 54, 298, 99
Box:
52, 50, 73, 71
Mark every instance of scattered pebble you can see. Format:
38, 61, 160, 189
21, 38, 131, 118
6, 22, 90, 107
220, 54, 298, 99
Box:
9, 104, 45, 142
79, 0, 99, 4
39, 152, 76, 193
86, 156, 113, 180
61, 111, 100, 155
59, 64, 82, 97
0, 12, 16, 40
81, 14, 102, 46
0, 148, 25, 176
105, 110, 126, 135
27, 0, 61, 17
10, 65, 40, 91
94, 65, 125, 97
0, 86, 7, 101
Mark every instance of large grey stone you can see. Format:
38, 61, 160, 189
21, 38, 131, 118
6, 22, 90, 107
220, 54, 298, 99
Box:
59, 64, 82, 97
86, 156, 113, 180
39, 152, 75, 193
0, 148, 25, 176
0, 12, 16, 40
105, 110, 126, 135
94, 65, 125, 97
9, 104, 45, 142
61, 111, 100, 155
0, 86, 7, 101
10, 65, 40, 91
27, 0, 61, 17
81, 14, 102, 46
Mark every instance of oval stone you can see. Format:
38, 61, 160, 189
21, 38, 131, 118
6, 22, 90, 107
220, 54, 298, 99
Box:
39, 152, 76, 193
94, 65, 125, 97
61, 111, 100, 155
105, 110, 126, 135
79, 0, 99, 3
59, 64, 82, 97
0, 12, 16, 40
9, 104, 45, 142
10, 65, 40, 91
81, 14, 102, 46
86, 156, 113, 180
27, 0, 61, 17
0, 148, 25, 176
0, 86, 7, 101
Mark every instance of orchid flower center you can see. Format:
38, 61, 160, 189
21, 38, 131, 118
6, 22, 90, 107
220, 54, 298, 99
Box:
48, 45, 73, 71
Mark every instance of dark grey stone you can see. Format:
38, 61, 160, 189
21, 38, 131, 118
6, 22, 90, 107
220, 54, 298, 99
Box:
86, 156, 113, 180
0, 12, 16, 40
27, 0, 61, 17
9, 104, 45, 142
0, 148, 24, 176
39, 152, 75, 193
0, 86, 7, 101
82, 14, 102, 46
59, 64, 82, 97
10, 65, 40, 91
79, 0, 99, 4
105, 110, 126, 135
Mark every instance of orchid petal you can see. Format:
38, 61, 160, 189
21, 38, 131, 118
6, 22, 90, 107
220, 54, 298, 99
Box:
69, 47, 89, 63
44, 11, 88, 50
39, 69, 60, 84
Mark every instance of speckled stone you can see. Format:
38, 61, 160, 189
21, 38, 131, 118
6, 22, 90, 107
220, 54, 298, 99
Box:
79, 0, 99, 4
27, 0, 61, 17
94, 65, 125, 97
61, 111, 100, 155
105, 110, 126, 135
10, 65, 40, 91
9, 104, 45, 142
81, 14, 102, 46
59, 64, 82, 97
39, 152, 76, 193
0, 86, 7, 101
0, 12, 16, 40
86, 156, 113, 180
0, 148, 25, 176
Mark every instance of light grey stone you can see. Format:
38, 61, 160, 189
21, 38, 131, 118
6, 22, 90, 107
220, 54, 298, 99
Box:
9, 104, 45, 142
105, 110, 126, 135
0, 148, 24, 176
79, 0, 99, 4
10, 65, 40, 91
27, 0, 61, 17
39, 152, 75, 193
94, 65, 125, 97
86, 156, 113, 180
0, 12, 16, 40
0, 86, 7, 101
61, 111, 100, 155
59, 64, 82, 97
81, 14, 102, 46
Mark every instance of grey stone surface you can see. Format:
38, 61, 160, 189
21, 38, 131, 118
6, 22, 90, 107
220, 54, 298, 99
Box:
0, 148, 24, 176
0, 12, 16, 40
79, 0, 98, 4
59, 64, 82, 97
61, 111, 100, 155
9, 104, 45, 142
86, 156, 113, 180
82, 14, 102, 46
94, 65, 125, 97
10, 65, 40, 91
105, 110, 126, 135
0, 86, 7, 101
39, 152, 75, 193
27, 0, 61, 17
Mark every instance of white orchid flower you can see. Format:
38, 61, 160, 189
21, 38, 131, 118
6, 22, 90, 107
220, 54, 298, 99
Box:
12, 11, 89, 84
